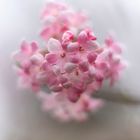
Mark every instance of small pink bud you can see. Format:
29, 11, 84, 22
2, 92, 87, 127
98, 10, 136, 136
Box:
20, 40, 31, 54
67, 42, 79, 52
50, 85, 63, 92
86, 29, 96, 40
79, 61, 89, 72
69, 55, 80, 63
62, 31, 74, 49
64, 62, 77, 73
42, 61, 49, 71
95, 73, 104, 82
30, 53, 44, 65
105, 35, 114, 46
62, 30, 74, 41
78, 29, 96, 44
87, 52, 97, 63
67, 92, 81, 103
31, 41, 39, 52
78, 30, 88, 44
96, 62, 109, 70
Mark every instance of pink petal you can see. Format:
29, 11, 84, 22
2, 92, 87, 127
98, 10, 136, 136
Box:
31, 41, 39, 52
45, 53, 58, 64
40, 26, 53, 40
20, 40, 31, 54
105, 35, 122, 54
69, 55, 80, 63
87, 52, 97, 63
111, 42, 122, 54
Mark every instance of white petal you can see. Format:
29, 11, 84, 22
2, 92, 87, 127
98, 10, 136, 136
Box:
64, 62, 77, 73
47, 38, 62, 53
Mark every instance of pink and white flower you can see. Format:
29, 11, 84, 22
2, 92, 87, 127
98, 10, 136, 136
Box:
40, 1, 89, 41
12, 2, 126, 122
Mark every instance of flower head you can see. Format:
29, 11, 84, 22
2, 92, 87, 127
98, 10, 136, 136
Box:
12, 2, 127, 122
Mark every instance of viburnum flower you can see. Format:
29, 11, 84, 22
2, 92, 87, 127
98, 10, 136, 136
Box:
12, 1, 126, 122
40, 1, 89, 40
38, 92, 103, 122
13, 41, 43, 91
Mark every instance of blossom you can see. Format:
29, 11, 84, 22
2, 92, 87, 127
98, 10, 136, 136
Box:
12, 1, 126, 122
12, 41, 44, 91
40, 1, 88, 41
38, 91, 104, 122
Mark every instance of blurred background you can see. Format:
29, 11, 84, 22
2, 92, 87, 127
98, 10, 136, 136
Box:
0, 0, 140, 139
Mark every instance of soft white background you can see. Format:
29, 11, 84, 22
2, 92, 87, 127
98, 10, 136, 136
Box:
0, 0, 140, 139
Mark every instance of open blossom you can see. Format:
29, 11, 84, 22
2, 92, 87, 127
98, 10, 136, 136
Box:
12, 2, 126, 122
40, 1, 89, 41
12, 41, 43, 91
38, 92, 103, 122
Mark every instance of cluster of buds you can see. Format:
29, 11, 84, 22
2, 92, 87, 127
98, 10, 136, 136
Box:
13, 2, 126, 122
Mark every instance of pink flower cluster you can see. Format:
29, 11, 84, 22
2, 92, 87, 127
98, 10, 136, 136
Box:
40, 1, 88, 40
13, 2, 126, 122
